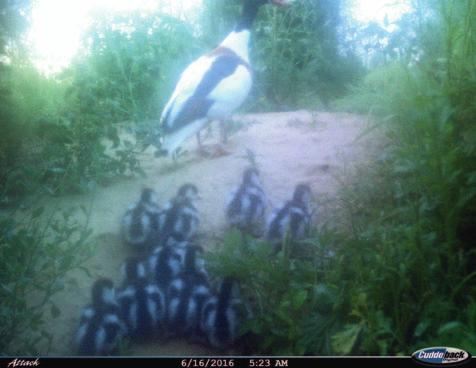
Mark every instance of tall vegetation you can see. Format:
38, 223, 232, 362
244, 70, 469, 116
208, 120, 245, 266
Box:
207, 230, 341, 355
327, 0, 476, 350
340, 0, 476, 353
0, 205, 93, 355
201, 0, 364, 109
1, 2, 95, 355
209, 0, 476, 355
0, 9, 197, 200
70, 11, 201, 125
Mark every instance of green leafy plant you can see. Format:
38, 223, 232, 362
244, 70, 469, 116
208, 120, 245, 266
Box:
0, 203, 93, 355
206, 0, 476, 356
206, 230, 342, 355
200, 0, 364, 111
327, 0, 476, 354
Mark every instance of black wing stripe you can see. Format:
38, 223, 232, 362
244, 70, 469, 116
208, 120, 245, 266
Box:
163, 53, 244, 134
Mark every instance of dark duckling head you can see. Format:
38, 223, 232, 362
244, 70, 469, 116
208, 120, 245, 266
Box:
91, 278, 115, 307
292, 183, 312, 208
121, 257, 147, 283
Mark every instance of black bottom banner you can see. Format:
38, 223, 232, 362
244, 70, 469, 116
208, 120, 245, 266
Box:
1, 357, 476, 368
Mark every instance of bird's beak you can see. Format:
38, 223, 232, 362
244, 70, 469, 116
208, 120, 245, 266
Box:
271, 0, 293, 6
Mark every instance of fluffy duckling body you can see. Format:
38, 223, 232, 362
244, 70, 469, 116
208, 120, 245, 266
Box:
200, 278, 244, 350
149, 245, 185, 291
165, 238, 208, 278
267, 184, 313, 253
160, 184, 200, 245
74, 279, 126, 356
226, 168, 267, 235
167, 245, 211, 341
122, 188, 164, 250
117, 258, 166, 341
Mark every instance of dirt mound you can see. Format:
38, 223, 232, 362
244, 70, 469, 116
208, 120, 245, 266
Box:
40, 110, 373, 355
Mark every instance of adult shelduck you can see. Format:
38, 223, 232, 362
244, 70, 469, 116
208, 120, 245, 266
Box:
158, 0, 293, 158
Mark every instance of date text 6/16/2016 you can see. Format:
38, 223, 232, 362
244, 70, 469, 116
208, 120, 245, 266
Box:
180, 359, 289, 368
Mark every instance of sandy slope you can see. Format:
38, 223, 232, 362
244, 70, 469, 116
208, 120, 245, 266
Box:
38, 110, 373, 356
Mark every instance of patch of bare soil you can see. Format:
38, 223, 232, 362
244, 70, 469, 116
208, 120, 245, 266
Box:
39, 110, 373, 355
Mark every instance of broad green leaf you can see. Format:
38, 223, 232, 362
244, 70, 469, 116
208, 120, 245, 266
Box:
332, 324, 362, 355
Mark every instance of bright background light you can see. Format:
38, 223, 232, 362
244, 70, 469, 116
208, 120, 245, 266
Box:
28, 0, 412, 75
28, 0, 202, 74
351, 0, 413, 28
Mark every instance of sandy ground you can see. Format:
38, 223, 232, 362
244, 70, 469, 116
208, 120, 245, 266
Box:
34, 110, 374, 356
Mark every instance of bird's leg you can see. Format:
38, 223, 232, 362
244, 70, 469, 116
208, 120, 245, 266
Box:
197, 128, 211, 157
210, 119, 230, 157
171, 149, 179, 164
196, 130, 202, 149
220, 119, 228, 145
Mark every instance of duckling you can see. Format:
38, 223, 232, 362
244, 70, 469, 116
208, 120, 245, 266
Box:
200, 277, 245, 350
167, 245, 211, 341
122, 188, 164, 250
117, 257, 166, 341
267, 184, 313, 253
226, 168, 267, 236
159, 184, 200, 245
148, 245, 185, 290
182, 243, 209, 286
74, 278, 126, 356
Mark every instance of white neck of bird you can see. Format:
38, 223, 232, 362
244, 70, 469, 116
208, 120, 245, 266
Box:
220, 30, 251, 62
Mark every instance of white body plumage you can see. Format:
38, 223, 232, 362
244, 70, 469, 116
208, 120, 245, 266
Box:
158, 0, 294, 157
159, 30, 253, 156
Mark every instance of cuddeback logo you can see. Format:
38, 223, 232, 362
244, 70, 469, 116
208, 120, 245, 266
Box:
412, 347, 471, 366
